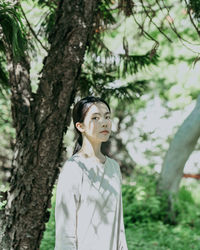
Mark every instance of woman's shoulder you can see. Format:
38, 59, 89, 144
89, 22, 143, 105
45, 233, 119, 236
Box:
107, 156, 120, 167
107, 156, 122, 181
57, 156, 84, 190
59, 155, 84, 177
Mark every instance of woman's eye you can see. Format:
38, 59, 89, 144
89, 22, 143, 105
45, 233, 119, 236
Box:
92, 117, 99, 120
106, 116, 111, 119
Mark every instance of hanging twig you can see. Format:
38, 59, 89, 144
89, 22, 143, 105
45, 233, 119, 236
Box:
140, 0, 173, 43
153, 0, 200, 56
133, 14, 159, 46
160, 0, 200, 46
20, 5, 48, 52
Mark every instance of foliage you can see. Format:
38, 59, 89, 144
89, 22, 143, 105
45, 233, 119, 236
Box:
79, 61, 150, 104
0, 2, 27, 92
175, 186, 200, 229
0, 2, 27, 58
78, 44, 159, 104
122, 172, 169, 226
122, 170, 200, 227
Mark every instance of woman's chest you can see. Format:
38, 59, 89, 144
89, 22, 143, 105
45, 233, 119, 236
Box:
80, 164, 121, 212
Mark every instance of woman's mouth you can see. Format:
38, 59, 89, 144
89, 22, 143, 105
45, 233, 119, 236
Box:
100, 130, 109, 134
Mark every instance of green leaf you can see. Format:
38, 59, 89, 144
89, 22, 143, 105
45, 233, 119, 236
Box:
0, 2, 27, 59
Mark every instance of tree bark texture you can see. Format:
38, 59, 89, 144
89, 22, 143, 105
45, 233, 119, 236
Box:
0, 1, 97, 249
157, 95, 200, 199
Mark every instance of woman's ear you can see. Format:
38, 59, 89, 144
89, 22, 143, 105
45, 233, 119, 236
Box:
75, 122, 84, 133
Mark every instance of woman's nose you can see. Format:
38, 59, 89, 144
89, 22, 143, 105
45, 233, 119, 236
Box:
102, 118, 108, 127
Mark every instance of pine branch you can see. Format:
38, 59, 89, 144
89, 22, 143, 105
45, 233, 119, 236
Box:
101, 80, 148, 102
0, 2, 27, 59
78, 58, 150, 104
119, 50, 159, 76
0, 1, 32, 133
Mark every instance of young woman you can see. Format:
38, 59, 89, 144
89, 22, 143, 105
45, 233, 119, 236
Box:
55, 96, 128, 250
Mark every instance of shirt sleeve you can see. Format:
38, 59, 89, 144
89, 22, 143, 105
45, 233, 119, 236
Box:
54, 159, 83, 250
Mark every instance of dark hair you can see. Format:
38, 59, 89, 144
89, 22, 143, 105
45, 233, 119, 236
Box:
72, 96, 111, 155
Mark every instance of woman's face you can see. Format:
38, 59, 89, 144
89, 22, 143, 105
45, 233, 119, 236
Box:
76, 102, 112, 143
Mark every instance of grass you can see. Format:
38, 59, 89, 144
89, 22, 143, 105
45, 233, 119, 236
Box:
126, 222, 200, 250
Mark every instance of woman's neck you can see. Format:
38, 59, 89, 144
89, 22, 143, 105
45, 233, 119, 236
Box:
78, 136, 105, 161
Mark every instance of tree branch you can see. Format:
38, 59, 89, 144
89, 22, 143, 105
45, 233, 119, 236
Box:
133, 14, 159, 45
184, 0, 200, 38
139, 0, 173, 43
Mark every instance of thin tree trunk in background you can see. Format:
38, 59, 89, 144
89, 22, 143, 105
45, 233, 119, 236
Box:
157, 95, 200, 213
0, 1, 97, 249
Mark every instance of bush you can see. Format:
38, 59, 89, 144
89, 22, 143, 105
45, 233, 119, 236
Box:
122, 171, 200, 249
122, 173, 169, 227
175, 186, 200, 229
123, 172, 200, 227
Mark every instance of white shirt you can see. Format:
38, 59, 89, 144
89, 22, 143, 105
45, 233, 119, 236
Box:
55, 154, 128, 250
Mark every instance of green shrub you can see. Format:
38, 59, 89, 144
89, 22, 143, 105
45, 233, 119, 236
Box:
122, 170, 200, 229
122, 174, 169, 227
175, 186, 200, 229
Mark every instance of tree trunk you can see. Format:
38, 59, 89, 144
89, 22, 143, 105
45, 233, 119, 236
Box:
0, 1, 97, 249
157, 95, 200, 211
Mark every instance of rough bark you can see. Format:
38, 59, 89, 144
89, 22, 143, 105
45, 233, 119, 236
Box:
157, 95, 200, 206
0, 1, 97, 249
